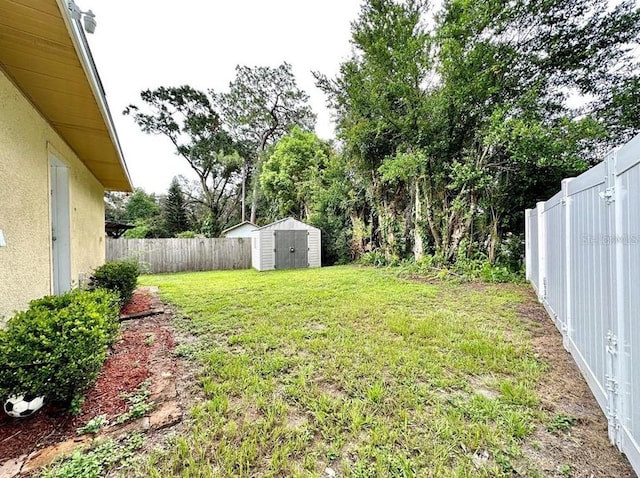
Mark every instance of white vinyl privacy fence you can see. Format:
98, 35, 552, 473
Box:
526, 134, 640, 473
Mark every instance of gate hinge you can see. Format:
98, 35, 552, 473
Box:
606, 331, 618, 355
606, 403, 619, 423
599, 187, 615, 204
606, 375, 619, 394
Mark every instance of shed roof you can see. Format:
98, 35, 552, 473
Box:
0, 0, 132, 192
221, 221, 257, 235
255, 217, 320, 232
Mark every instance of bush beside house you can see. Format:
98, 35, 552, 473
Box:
0, 260, 141, 412
89, 260, 140, 305
0, 289, 120, 407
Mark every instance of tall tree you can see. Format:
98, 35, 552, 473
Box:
125, 188, 159, 223
319, 0, 640, 264
104, 192, 127, 222
260, 127, 331, 220
428, 0, 640, 260
216, 63, 316, 223
316, 0, 432, 258
121, 188, 168, 238
162, 178, 190, 236
124, 86, 241, 236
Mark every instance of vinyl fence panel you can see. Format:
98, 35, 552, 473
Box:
565, 160, 613, 414
541, 189, 566, 330
106, 238, 252, 273
526, 134, 640, 474
614, 135, 640, 469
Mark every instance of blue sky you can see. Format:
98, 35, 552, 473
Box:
85, 0, 363, 193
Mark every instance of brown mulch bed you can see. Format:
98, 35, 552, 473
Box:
120, 289, 153, 317
0, 289, 174, 465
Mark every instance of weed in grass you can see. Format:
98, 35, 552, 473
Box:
547, 413, 578, 433
499, 380, 539, 407
558, 463, 573, 477
366, 381, 386, 404
143, 333, 154, 346
76, 414, 109, 435
173, 342, 202, 360
115, 379, 154, 425
39, 433, 145, 478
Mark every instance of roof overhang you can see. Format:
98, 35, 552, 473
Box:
221, 221, 258, 235
0, 0, 132, 192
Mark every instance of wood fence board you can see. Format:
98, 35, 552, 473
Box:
106, 238, 251, 273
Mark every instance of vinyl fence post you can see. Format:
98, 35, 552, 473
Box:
536, 201, 546, 301
612, 149, 625, 448
525, 209, 532, 281
562, 178, 574, 344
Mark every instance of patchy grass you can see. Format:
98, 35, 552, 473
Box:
134, 266, 545, 477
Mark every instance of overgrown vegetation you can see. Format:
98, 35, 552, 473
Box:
359, 249, 524, 283
89, 260, 140, 305
39, 434, 145, 478
316, 0, 640, 265
0, 289, 120, 406
131, 267, 551, 476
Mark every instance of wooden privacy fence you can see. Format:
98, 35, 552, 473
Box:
106, 238, 252, 273
526, 133, 640, 475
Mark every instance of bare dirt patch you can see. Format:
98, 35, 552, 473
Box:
518, 288, 636, 477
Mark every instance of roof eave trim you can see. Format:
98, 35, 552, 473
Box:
54, 0, 133, 192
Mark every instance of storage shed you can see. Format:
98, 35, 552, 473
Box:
251, 218, 321, 271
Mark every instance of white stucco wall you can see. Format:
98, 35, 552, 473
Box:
0, 68, 105, 323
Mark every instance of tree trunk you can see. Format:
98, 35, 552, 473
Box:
413, 180, 424, 261
250, 182, 258, 224
241, 160, 247, 222
488, 209, 500, 264
423, 188, 442, 257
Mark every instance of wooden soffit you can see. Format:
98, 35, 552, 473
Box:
0, 0, 132, 191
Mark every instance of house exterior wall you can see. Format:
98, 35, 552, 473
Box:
224, 223, 256, 238
0, 68, 105, 323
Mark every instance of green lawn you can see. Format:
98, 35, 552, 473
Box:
135, 266, 545, 477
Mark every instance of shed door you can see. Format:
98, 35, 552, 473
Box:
274, 230, 308, 269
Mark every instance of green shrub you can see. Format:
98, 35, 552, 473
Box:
0, 289, 120, 406
361, 251, 524, 283
89, 260, 140, 305
359, 250, 399, 267
176, 230, 196, 238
